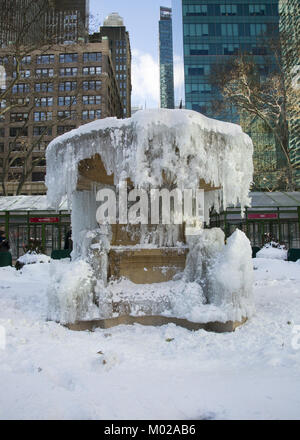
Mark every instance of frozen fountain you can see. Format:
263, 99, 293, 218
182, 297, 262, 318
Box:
46, 109, 255, 332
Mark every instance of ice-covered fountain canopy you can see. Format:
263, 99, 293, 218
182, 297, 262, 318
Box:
45, 109, 255, 331
46, 109, 253, 213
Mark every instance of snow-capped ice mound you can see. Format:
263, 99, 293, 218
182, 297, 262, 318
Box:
17, 252, 51, 265
256, 244, 287, 260
46, 109, 253, 214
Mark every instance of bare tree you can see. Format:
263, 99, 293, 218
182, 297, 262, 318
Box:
210, 33, 300, 191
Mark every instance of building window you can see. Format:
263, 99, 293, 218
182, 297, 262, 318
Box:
37, 54, 54, 64
33, 157, 46, 167
14, 56, 31, 65
12, 83, 30, 94
57, 126, 76, 135
83, 66, 102, 75
83, 52, 102, 62
36, 68, 54, 77
183, 24, 209, 37
32, 172, 45, 182
251, 46, 267, 55
249, 5, 266, 16
220, 5, 238, 16
183, 4, 207, 16
33, 126, 52, 136
10, 127, 28, 137
10, 113, 28, 122
82, 95, 101, 105
250, 24, 267, 36
82, 80, 101, 91
9, 142, 23, 151
221, 24, 239, 36
34, 112, 52, 122
82, 109, 101, 120
58, 110, 77, 120
0, 128, 4, 137
33, 142, 48, 152
35, 83, 53, 92
188, 44, 209, 56
13, 69, 30, 78
58, 96, 77, 106
35, 97, 53, 107
59, 81, 77, 91
59, 53, 78, 63
186, 84, 212, 94
187, 65, 210, 76
59, 67, 78, 77
223, 44, 240, 55
10, 157, 24, 168
0, 143, 4, 152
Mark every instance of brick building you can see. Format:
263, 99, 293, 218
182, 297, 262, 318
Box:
0, 40, 123, 196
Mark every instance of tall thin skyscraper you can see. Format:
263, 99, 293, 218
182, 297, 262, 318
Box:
159, 7, 175, 109
97, 13, 132, 118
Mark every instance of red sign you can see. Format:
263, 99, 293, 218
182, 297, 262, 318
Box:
247, 213, 278, 220
29, 217, 59, 224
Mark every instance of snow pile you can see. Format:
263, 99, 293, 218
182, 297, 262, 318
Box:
256, 243, 288, 261
47, 260, 98, 324
46, 109, 253, 215
17, 252, 51, 265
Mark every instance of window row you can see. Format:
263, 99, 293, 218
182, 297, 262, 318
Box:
36, 53, 102, 64
183, 23, 269, 37
183, 3, 277, 17
186, 84, 212, 94
184, 43, 268, 56
11, 67, 103, 79
186, 65, 210, 76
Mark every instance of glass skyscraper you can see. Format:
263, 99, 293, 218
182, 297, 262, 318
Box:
181, 0, 279, 117
159, 7, 175, 109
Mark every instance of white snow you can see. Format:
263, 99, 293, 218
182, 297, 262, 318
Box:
46, 109, 253, 215
1, 257, 300, 420
17, 252, 51, 265
257, 243, 288, 261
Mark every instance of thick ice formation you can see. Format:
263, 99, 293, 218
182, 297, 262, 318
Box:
47, 229, 255, 325
46, 109, 253, 214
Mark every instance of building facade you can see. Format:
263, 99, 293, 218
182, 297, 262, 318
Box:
181, 0, 279, 115
0, 40, 123, 196
47, 0, 90, 44
179, 1, 290, 190
279, 0, 300, 188
92, 13, 132, 118
0, 0, 90, 47
159, 7, 175, 109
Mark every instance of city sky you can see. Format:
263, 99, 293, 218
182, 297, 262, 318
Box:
90, 0, 184, 109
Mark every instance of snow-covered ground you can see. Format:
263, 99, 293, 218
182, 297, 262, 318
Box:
0, 258, 300, 420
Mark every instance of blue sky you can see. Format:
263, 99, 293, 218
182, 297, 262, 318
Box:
89, 0, 183, 109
